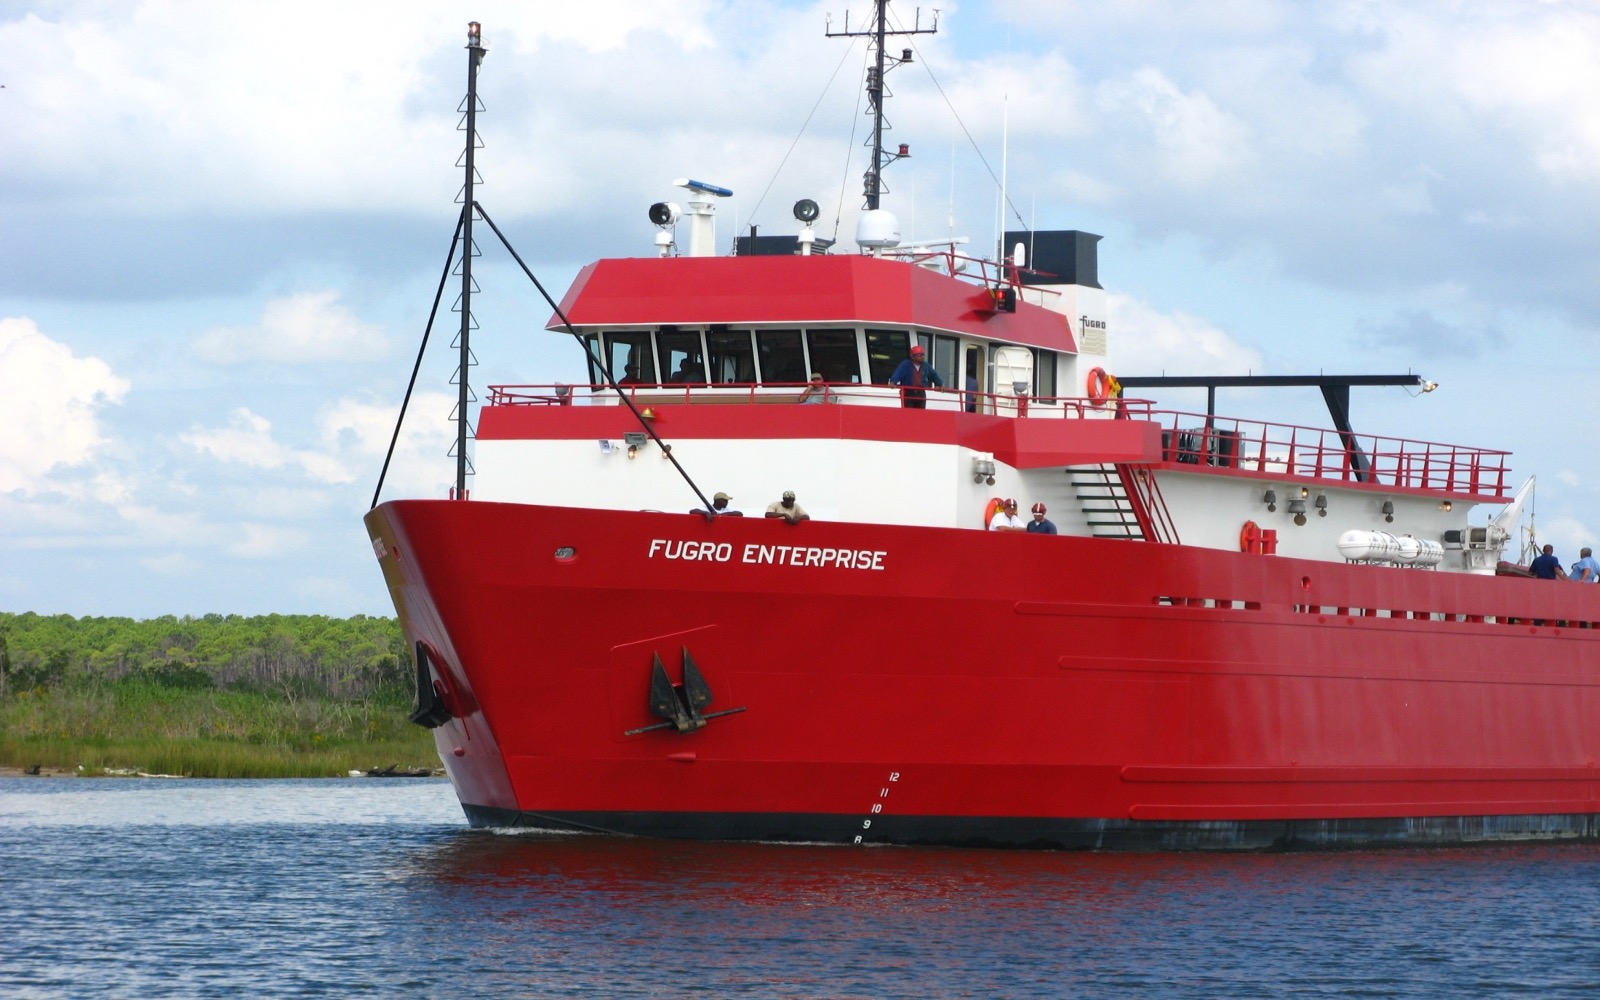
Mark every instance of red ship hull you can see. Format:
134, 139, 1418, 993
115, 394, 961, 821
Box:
367, 499, 1600, 850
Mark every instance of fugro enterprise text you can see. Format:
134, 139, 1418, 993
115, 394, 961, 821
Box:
649, 538, 886, 571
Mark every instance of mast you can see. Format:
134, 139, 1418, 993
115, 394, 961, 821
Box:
827, 0, 938, 210
454, 21, 487, 499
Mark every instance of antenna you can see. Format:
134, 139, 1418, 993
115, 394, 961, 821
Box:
826, 0, 938, 210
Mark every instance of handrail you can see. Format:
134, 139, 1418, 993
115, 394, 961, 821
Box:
1147, 410, 1510, 499
486, 381, 1156, 417
482, 383, 1510, 499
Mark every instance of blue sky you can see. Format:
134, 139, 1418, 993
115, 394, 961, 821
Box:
3, 0, 1598, 618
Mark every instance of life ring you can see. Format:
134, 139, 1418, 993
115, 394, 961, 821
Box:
1240, 520, 1260, 553
984, 497, 1006, 528
1087, 367, 1120, 406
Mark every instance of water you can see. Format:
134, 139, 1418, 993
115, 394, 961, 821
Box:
6, 778, 1600, 997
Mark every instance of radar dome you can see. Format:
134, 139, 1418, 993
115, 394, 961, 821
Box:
856, 210, 901, 249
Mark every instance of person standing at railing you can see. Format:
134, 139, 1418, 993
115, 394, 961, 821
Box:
989, 499, 1025, 532
799, 373, 833, 404
1026, 503, 1058, 535
890, 344, 943, 409
1569, 548, 1600, 582
1531, 544, 1569, 580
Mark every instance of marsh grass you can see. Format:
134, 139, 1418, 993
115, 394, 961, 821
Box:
1, 679, 439, 778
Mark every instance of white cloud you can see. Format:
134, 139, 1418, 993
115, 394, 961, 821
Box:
194, 292, 388, 364
1095, 68, 1254, 189
179, 391, 457, 495
180, 407, 353, 484
0, 317, 130, 494
227, 523, 309, 560
1105, 292, 1265, 375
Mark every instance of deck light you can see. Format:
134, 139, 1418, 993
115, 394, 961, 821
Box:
1263, 489, 1277, 512
1315, 494, 1328, 517
1382, 500, 1394, 523
1288, 496, 1307, 526
1440, 501, 1453, 512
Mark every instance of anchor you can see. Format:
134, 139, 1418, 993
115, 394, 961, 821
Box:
624, 646, 747, 736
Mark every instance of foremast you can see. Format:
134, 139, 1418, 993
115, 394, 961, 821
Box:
454, 22, 488, 498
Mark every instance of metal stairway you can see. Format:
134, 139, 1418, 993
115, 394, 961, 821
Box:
1069, 464, 1144, 540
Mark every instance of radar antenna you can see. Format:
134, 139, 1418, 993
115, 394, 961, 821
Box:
827, 0, 938, 210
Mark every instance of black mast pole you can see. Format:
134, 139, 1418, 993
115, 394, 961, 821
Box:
828, 1, 938, 211
456, 21, 487, 499
866, 2, 888, 210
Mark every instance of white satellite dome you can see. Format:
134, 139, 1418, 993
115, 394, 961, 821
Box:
855, 209, 901, 249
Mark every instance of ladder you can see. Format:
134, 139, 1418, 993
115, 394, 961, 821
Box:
1068, 464, 1180, 544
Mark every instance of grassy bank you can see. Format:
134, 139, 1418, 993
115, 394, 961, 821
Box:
1, 680, 439, 778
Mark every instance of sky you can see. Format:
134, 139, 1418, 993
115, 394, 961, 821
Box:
3, 0, 1599, 619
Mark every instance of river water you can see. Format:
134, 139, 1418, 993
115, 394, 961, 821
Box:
5, 777, 1600, 997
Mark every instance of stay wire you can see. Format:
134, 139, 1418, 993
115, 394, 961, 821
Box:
892, 11, 1029, 233
471, 202, 716, 516
370, 209, 465, 510
832, 41, 872, 241
735, 38, 861, 254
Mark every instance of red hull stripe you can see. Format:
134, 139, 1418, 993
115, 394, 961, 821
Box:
477, 403, 1163, 469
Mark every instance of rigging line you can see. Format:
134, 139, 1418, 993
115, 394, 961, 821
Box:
471, 203, 716, 514
831, 40, 872, 241
892, 15, 1029, 232
370, 209, 466, 510
735, 38, 861, 253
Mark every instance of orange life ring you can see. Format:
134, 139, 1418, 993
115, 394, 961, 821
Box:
984, 497, 1006, 528
1240, 520, 1260, 553
1087, 367, 1119, 406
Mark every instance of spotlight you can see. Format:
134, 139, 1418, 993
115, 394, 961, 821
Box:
1440, 500, 1453, 512
1288, 497, 1307, 526
1422, 381, 1438, 393
793, 199, 819, 223
648, 202, 679, 227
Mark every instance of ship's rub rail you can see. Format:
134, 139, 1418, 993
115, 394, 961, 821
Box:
485, 383, 1511, 500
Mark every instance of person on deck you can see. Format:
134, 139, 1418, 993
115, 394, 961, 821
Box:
889, 344, 944, 409
765, 491, 810, 524
1026, 502, 1058, 535
692, 492, 741, 517
989, 499, 1025, 532
1531, 544, 1568, 580
1570, 547, 1600, 582
798, 373, 833, 404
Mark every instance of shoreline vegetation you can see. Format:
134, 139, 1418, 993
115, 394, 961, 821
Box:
1, 612, 439, 779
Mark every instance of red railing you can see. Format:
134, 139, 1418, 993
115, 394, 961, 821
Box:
482, 384, 1510, 499
1147, 410, 1510, 499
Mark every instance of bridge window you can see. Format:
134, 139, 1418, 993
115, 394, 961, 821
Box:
602, 331, 657, 384
757, 329, 807, 384
1034, 348, 1058, 400
658, 328, 705, 383
707, 327, 756, 383
806, 329, 861, 384
866, 329, 911, 383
